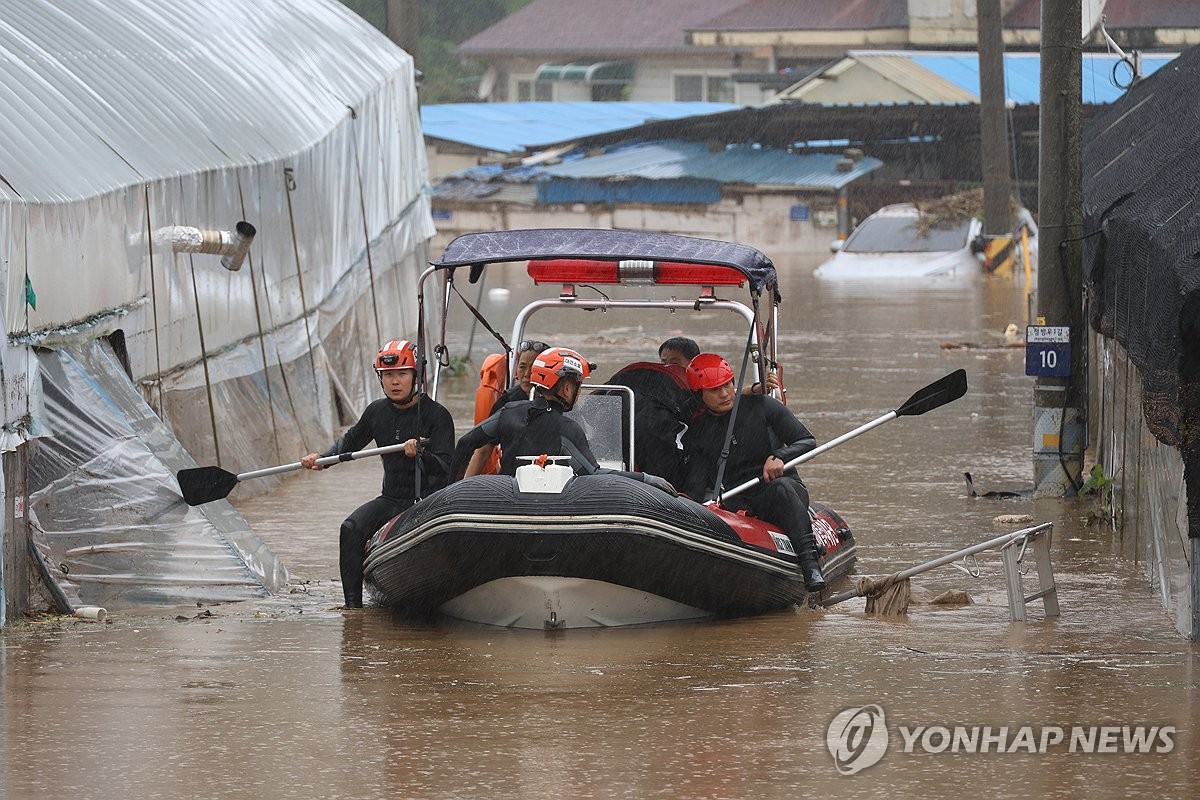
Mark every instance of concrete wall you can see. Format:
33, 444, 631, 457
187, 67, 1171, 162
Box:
430, 191, 843, 259
1091, 332, 1197, 639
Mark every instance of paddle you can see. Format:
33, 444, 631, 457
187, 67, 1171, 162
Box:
177, 443, 409, 506
716, 369, 968, 503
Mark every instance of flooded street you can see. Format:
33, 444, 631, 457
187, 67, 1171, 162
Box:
3, 255, 1196, 799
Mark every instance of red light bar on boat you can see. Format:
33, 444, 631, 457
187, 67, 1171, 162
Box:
527, 259, 745, 287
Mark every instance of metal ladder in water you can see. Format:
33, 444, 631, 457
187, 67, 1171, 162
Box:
999, 522, 1060, 621
820, 522, 1060, 621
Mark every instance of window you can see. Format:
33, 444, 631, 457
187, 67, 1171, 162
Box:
515, 79, 554, 102
674, 75, 703, 102
674, 73, 734, 102
706, 76, 734, 104
843, 213, 972, 254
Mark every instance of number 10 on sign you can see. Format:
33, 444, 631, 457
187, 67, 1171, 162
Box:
1025, 326, 1071, 377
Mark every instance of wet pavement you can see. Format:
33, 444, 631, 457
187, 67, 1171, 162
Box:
2, 255, 1196, 799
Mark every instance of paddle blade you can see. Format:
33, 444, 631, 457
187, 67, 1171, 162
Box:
896, 369, 967, 417
177, 466, 240, 506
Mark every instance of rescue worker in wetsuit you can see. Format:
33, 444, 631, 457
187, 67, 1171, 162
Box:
680, 353, 826, 592
301, 340, 454, 608
450, 346, 676, 496
463, 340, 552, 476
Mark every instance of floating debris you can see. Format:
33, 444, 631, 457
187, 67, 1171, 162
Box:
929, 590, 973, 606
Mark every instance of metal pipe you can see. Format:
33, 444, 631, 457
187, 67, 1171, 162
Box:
220, 221, 256, 271
821, 523, 1054, 607
153, 221, 257, 271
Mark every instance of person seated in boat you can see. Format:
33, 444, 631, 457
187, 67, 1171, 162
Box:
659, 335, 779, 396
680, 353, 826, 592
450, 346, 676, 496
657, 336, 700, 369
492, 339, 551, 413
602, 357, 697, 488
300, 340, 454, 609
463, 340, 551, 476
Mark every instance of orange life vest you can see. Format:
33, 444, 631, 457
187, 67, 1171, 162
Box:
473, 353, 507, 474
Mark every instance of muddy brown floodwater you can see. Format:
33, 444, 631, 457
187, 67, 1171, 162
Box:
2, 255, 1196, 799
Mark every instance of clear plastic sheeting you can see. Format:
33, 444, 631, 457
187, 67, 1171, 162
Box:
1, 0, 433, 490
2, 1, 434, 616
27, 342, 286, 611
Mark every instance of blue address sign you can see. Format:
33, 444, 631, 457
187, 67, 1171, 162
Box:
1025, 326, 1071, 377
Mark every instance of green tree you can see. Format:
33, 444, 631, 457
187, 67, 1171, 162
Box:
419, 0, 508, 41
340, 0, 532, 103
416, 0, 532, 104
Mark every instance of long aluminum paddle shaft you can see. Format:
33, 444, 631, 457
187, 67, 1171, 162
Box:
720, 412, 897, 502
236, 442, 409, 481
178, 442, 411, 505
717, 369, 967, 503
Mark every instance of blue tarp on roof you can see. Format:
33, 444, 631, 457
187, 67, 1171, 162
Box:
887, 50, 1180, 105
539, 178, 722, 206
543, 140, 882, 189
420, 101, 739, 154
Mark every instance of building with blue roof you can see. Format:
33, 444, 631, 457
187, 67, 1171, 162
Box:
423, 101, 738, 178
774, 50, 1179, 105
431, 138, 880, 258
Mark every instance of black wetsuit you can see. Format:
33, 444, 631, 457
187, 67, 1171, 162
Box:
489, 383, 532, 417
450, 395, 678, 505
681, 395, 824, 586
452, 396, 602, 478
322, 394, 454, 607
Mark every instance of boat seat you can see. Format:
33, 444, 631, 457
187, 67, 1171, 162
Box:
597, 362, 698, 486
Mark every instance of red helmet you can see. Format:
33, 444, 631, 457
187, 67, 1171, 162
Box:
375, 340, 417, 372
530, 347, 591, 393
686, 353, 734, 391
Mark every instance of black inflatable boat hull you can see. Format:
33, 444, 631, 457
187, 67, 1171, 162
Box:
363, 473, 855, 628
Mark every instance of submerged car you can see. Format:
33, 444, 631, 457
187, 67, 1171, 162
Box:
813, 202, 1035, 282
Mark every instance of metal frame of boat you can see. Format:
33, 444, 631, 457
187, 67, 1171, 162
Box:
363, 228, 857, 628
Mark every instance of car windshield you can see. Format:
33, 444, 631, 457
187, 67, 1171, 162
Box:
843, 214, 971, 253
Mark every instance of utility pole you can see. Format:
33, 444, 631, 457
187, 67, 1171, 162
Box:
387, 0, 419, 60
977, 0, 1013, 234
1032, 0, 1085, 497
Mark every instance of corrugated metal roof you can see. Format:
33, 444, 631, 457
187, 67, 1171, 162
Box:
0, 0, 409, 203
1006, 0, 1200, 29
693, 0, 908, 32
456, 0, 747, 55
542, 140, 882, 189
420, 101, 739, 154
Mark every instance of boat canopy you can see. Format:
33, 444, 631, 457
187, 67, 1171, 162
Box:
431, 228, 778, 296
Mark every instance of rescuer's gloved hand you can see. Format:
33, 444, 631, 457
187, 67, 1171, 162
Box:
643, 474, 678, 497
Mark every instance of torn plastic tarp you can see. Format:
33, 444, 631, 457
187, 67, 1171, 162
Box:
27, 340, 286, 611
